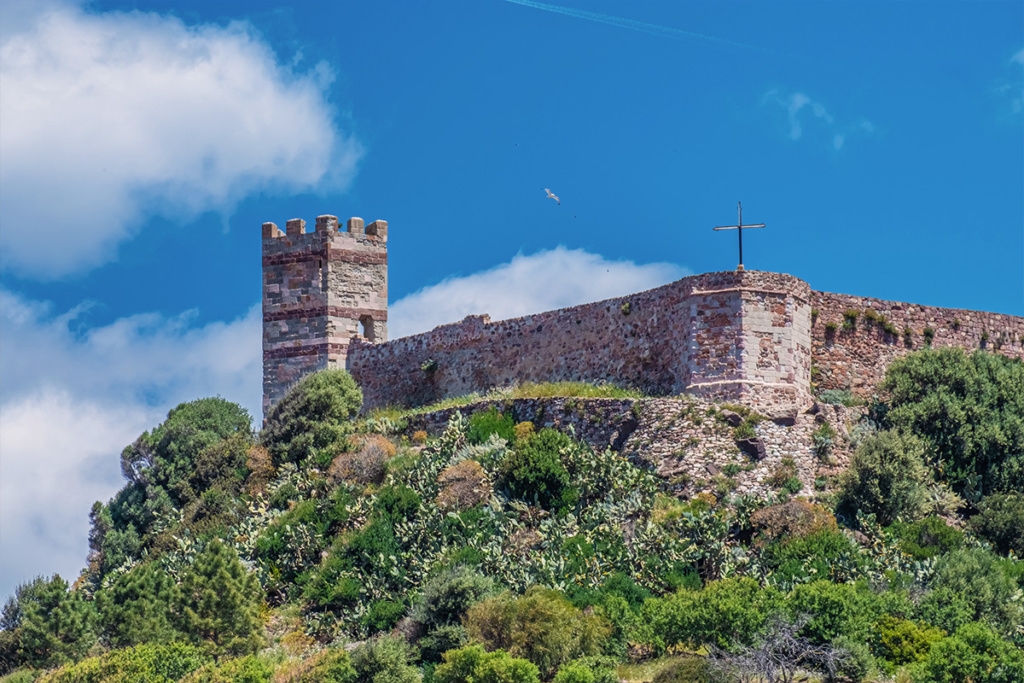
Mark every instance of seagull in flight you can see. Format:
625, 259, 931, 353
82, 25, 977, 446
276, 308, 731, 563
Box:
543, 188, 560, 205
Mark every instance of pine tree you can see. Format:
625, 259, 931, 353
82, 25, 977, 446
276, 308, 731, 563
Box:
96, 562, 179, 648
173, 540, 264, 658
17, 575, 96, 668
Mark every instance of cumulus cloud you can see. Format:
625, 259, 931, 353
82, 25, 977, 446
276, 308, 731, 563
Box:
388, 247, 688, 339
0, 290, 262, 597
762, 89, 873, 151
0, 0, 361, 278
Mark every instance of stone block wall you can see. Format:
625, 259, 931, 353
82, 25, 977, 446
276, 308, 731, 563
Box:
810, 290, 1024, 396
347, 270, 813, 417
263, 215, 388, 417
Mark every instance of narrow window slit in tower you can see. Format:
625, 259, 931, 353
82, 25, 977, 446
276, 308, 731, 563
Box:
360, 315, 375, 342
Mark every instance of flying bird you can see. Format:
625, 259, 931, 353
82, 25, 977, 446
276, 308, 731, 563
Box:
543, 188, 560, 205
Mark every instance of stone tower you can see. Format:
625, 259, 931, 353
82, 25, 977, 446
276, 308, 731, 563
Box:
262, 214, 388, 417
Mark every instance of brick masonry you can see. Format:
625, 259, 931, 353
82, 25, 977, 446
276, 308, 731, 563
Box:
261, 214, 1024, 420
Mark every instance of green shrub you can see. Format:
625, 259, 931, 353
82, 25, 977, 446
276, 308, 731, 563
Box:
880, 348, 1024, 501
434, 645, 538, 683
465, 588, 609, 679
364, 600, 406, 633
182, 654, 273, 683
349, 635, 421, 683
786, 580, 870, 645
499, 429, 579, 511
414, 566, 495, 629
892, 516, 964, 561
819, 389, 864, 407
918, 548, 1024, 636
919, 622, 1024, 683
837, 429, 929, 525
970, 492, 1024, 556
467, 409, 516, 445
418, 625, 468, 664
760, 528, 860, 585
649, 578, 780, 651
649, 657, 711, 683
261, 369, 362, 465
871, 616, 944, 671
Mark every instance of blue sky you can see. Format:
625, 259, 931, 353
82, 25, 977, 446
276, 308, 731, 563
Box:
1, 0, 1021, 598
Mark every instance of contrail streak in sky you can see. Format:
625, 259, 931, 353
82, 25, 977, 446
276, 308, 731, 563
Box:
504, 0, 776, 55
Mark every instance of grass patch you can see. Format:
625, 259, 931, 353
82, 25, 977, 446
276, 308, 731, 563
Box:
366, 381, 648, 422
617, 653, 705, 682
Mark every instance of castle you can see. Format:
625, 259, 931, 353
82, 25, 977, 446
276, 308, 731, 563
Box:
263, 214, 1024, 419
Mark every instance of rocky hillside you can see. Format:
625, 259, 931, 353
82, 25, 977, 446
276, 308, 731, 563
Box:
1, 349, 1023, 683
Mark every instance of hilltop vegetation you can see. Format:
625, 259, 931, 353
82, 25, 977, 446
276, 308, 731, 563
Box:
2, 351, 1023, 682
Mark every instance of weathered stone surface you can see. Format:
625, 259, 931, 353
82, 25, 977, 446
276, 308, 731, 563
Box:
402, 395, 856, 501
720, 410, 744, 427
736, 437, 767, 461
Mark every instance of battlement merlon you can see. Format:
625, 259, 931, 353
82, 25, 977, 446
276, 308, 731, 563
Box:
261, 216, 388, 245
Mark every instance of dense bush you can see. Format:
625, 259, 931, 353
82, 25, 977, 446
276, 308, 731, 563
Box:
918, 548, 1023, 636
837, 429, 929, 525
892, 516, 964, 561
649, 578, 780, 651
261, 369, 362, 465
759, 528, 861, 585
434, 645, 539, 683
870, 615, 944, 671
414, 566, 495, 630
36, 643, 209, 683
919, 622, 1024, 683
465, 587, 609, 678
970, 492, 1024, 556
881, 348, 1024, 501
467, 409, 516, 445
89, 398, 252, 579
499, 429, 578, 511
349, 635, 421, 683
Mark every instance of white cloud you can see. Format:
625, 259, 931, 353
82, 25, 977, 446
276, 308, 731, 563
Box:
0, 248, 686, 598
0, 290, 262, 598
388, 247, 688, 339
0, 0, 362, 279
762, 89, 873, 150
1007, 48, 1024, 114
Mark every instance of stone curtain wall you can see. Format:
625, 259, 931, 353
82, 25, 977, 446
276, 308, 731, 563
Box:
810, 290, 1024, 396
262, 215, 388, 417
348, 280, 693, 409
348, 271, 813, 417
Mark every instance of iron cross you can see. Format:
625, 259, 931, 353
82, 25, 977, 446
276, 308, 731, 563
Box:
713, 201, 765, 271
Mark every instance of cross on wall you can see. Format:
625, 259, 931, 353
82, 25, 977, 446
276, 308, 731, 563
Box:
713, 202, 765, 272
